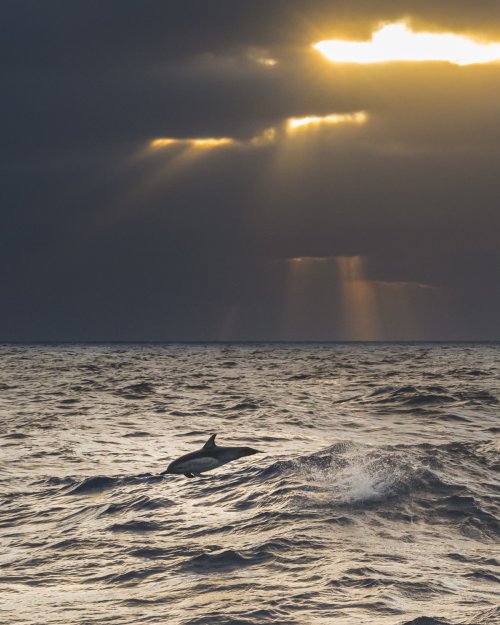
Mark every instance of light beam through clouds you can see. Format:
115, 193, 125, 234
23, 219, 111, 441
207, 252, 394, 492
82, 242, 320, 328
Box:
315, 22, 500, 65
280, 256, 440, 340
149, 111, 369, 161
336, 256, 380, 340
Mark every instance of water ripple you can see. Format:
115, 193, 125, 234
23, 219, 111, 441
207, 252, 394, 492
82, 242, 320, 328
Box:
0, 343, 498, 625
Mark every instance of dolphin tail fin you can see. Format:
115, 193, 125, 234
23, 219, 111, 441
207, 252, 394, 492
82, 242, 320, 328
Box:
203, 433, 217, 449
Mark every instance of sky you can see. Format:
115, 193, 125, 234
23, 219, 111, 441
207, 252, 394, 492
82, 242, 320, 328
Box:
2, 0, 500, 341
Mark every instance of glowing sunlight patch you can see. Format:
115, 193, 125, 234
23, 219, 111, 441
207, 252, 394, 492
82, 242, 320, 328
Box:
314, 22, 500, 66
287, 112, 367, 130
150, 139, 179, 148
149, 110, 367, 159
150, 137, 234, 150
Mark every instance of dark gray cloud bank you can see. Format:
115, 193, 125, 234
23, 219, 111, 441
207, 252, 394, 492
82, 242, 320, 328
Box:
2, 1, 500, 340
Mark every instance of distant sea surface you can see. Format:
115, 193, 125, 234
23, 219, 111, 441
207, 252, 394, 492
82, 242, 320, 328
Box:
1, 343, 499, 625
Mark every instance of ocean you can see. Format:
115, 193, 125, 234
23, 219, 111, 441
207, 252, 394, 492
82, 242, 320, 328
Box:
1, 343, 499, 625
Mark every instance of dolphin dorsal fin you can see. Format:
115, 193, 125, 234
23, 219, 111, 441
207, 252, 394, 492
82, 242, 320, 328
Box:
203, 433, 217, 449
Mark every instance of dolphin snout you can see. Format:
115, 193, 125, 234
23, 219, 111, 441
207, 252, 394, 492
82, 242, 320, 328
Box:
160, 463, 175, 475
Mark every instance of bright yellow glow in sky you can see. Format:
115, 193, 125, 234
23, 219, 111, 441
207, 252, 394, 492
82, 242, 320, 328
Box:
150, 110, 367, 156
150, 139, 178, 148
189, 138, 233, 147
315, 22, 500, 65
287, 112, 367, 130
151, 137, 233, 149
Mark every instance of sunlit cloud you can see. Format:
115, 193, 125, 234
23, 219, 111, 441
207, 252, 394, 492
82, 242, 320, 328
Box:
251, 127, 277, 146
150, 137, 234, 150
122, 136, 237, 216
247, 47, 278, 67
287, 256, 333, 263
373, 280, 438, 291
150, 110, 368, 158
149, 138, 179, 148
185, 138, 233, 148
256, 57, 278, 67
287, 112, 368, 131
315, 22, 500, 65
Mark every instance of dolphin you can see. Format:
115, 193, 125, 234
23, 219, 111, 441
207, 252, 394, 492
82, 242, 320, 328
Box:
161, 434, 259, 478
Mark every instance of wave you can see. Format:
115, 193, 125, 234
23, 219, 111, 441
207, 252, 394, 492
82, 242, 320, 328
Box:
248, 442, 416, 505
363, 384, 498, 407
214, 440, 500, 540
102, 495, 174, 515
51, 438, 498, 542
402, 606, 500, 625
401, 618, 451, 625
116, 381, 156, 399
67, 475, 118, 495
182, 549, 265, 574
63, 472, 165, 495
106, 566, 166, 584
108, 520, 162, 533
2, 432, 29, 440
181, 537, 316, 575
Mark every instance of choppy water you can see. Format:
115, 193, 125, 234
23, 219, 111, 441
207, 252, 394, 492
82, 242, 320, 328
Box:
1, 343, 499, 625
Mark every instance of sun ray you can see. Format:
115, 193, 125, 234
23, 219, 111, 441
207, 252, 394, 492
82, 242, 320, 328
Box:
336, 256, 381, 340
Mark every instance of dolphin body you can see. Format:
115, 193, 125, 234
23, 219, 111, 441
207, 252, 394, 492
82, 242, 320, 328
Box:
161, 434, 259, 478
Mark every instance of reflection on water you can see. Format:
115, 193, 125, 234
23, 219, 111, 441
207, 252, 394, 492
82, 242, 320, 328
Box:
0, 343, 499, 625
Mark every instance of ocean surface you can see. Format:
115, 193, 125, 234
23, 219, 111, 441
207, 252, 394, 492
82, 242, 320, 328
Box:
0, 343, 499, 625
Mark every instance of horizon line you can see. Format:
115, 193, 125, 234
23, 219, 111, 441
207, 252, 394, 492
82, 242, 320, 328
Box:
1, 340, 500, 346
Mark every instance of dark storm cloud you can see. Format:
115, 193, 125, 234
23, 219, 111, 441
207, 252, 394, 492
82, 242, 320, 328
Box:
2, 1, 500, 340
